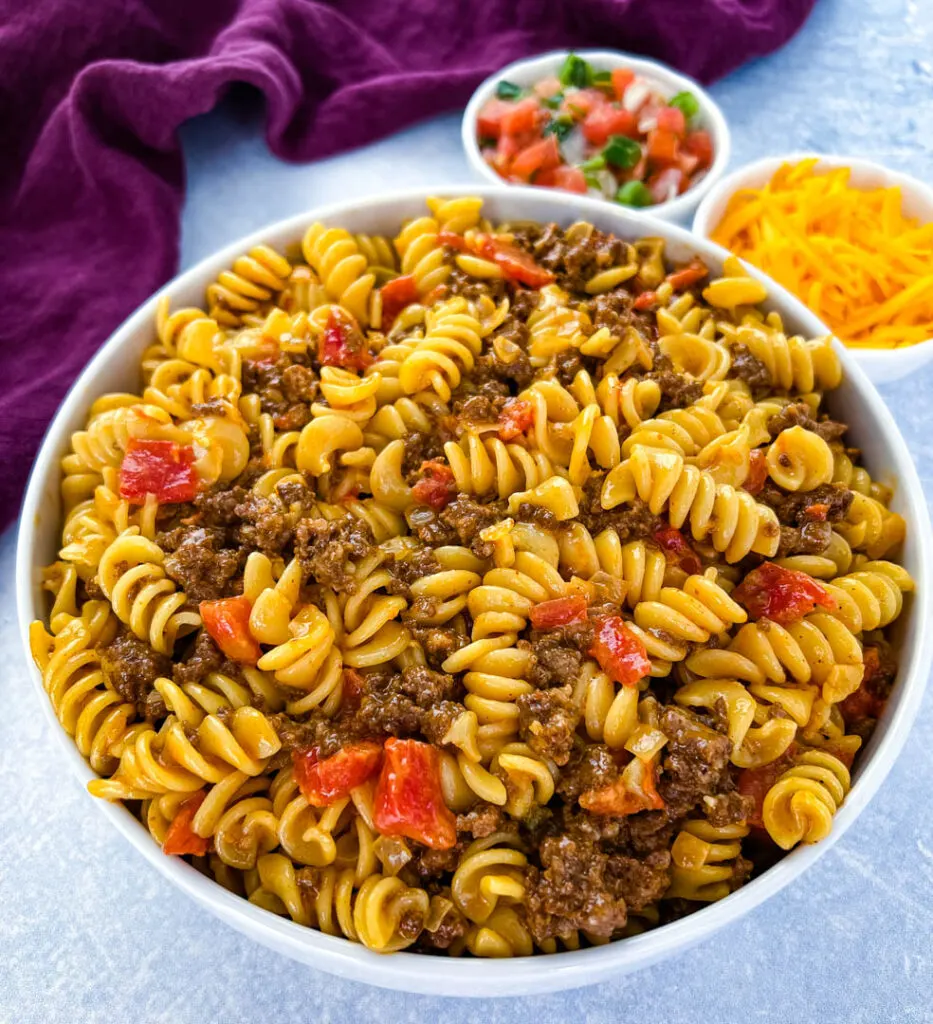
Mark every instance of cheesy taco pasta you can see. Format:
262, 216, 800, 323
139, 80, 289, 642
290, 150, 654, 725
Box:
31, 197, 912, 955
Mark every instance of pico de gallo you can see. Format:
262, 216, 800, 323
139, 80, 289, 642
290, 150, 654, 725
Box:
476, 53, 714, 207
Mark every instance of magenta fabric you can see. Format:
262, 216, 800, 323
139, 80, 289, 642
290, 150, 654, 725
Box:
0, 0, 817, 528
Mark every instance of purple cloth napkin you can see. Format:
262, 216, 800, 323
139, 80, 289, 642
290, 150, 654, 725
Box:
0, 0, 817, 529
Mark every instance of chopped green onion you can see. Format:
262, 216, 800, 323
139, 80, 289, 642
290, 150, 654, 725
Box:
541, 93, 564, 110
580, 154, 607, 173
558, 52, 594, 89
602, 135, 641, 169
583, 174, 603, 191
669, 91, 700, 119
496, 80, 523, 100
616, 181, 653, 207
592, 70, 613, 88
543, 117, 574, 142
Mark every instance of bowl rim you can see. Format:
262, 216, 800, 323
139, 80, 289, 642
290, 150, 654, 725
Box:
16, 184, 933, 996
460, 49, 732, 223
692, 150, 933, 364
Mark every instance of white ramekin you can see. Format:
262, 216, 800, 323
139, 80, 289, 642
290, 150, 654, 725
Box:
461, 50, 731, 225
693, 152, 933, 384
17, 186, 931, 996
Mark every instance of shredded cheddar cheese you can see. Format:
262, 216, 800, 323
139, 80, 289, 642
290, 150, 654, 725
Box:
712, 159, 933, 348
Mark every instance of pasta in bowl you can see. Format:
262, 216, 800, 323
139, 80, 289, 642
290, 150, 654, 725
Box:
17, 188, 930, 995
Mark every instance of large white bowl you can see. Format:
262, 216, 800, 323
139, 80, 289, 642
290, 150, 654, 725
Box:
693, 152, 933, 384
17, 186, 932, 997
461, 50, 731, 225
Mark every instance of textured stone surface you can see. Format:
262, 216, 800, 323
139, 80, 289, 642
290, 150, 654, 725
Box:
3, 0, 933, 1020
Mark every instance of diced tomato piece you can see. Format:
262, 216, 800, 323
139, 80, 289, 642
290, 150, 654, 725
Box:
677, 149, 700, 179
294, 741, 384, 807
320, 309, 371, 370
411, 459, 456, 511
738, 750, 796, 829
437, 230, 469, 252
534, 76, 562, 99
682, 130, 714, 170
477, 98, 516, 139
492, 131, 522, 174
561, 87, 605, 119
654, 527, 702, 575
744, 449, 768, 495
611, 68, 635, 101
530, 595, 588, 630
119, 438, 199, 505
733, 563, 837, 625
656, 105, 687, 136
589, 616, 651, 687
199, 596, 262, 665
162, 791, 210, 856
581, 105, 638, 146
580, 760, 664, 815
497, 398, 535, 440
342, 667, 365, 709
666, 259, 709, 292
633, 290, 657, 311
510, 135, 561, 182
646, 128, 680, 166
646, 167, 685, 204
804, 502, 830, 521
473, 235, 555, 288
379, 274, 419, 328
373, 738, 457, 850
500, 97, 541, 137
547, 165, 588, 194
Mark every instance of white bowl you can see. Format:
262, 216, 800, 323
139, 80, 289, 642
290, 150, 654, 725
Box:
693, 152, 933, 384
17, 186, 931, 996
461, 50, 731, 225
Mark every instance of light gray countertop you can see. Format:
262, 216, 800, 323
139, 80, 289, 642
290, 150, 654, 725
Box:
3, 0, 933, 1020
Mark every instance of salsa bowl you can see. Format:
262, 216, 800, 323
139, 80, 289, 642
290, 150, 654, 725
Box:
462, 50, 731, 224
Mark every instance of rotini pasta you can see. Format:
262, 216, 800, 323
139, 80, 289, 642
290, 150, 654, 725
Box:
30, 198, 912, 959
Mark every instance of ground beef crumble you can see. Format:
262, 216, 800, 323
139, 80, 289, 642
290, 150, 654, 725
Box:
294, 517, 376, 592
99, 629, 170, 718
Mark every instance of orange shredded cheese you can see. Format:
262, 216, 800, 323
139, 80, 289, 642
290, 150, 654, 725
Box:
711, 159, 933, 348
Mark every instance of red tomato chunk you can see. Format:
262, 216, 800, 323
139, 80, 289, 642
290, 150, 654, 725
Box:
654, 527, 702, 575
743, 449, 769, 495
199, 596, 262, 665
411, 459, 456, 511
119, 438, 199, 504
666, 260, 709, 292
530, 595, 588, 630
580, 762, 664, 816
589, 616, 651, 686
373, 738, 457, 850
294, 741, 384, 806
510, 135, 561, 182
473, 235, 555, 288
497, 398, 535, 440
162, 790, 210, 856
732, 563, 836, 625
379, 274, 418, 328
320, 309, 371, 370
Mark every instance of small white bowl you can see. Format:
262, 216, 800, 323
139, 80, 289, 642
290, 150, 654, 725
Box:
461, 50, 731, 225
17, 186, 932, 996
693, 152, 933, 384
